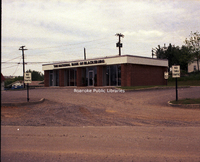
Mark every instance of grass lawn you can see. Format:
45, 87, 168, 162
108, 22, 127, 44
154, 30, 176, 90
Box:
119, 73, 200, 90
170, 98, 200, 104
167, 80, 200, 86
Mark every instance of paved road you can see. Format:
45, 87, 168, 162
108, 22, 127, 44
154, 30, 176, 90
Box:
1, 87, 200, 161
2, 126, 200, 162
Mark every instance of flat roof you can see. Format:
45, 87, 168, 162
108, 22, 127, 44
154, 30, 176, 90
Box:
42, 55, 168, 71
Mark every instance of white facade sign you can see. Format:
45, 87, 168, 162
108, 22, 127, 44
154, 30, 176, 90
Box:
164, 71, 169, 79
24, 73, 32, 83
172, 65, 180, 78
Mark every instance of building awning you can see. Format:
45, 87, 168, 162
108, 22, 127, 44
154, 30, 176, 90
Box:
42, 55, 168, 71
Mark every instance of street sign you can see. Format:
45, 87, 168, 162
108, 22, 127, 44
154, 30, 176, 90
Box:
172, 65, 180, 78
24, 73, 32, 83
172, 65, 180, 101
164, 71, 168, 79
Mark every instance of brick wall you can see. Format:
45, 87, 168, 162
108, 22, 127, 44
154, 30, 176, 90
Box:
77, 67, 82, 87
121, 64, 132, 86
121, 64, 167, 86
44, 70, 49, 87
131, 64, 167, 86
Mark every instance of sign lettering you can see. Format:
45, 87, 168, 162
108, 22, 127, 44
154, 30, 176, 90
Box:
54, 59, 105, 68
24, 73, 32, 83
172, 65, 180, 78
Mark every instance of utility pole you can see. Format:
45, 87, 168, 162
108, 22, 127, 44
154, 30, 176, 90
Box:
19, 46, 28, 88
152, 48, 154, 58
84, 47, 86, 60
115, 33, 124, 56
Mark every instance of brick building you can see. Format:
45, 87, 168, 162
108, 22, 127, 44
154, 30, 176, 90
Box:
42, 55, 168, 87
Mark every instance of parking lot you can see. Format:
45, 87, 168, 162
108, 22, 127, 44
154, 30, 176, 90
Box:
1, 87, 200, 161
1, 87, 200, 127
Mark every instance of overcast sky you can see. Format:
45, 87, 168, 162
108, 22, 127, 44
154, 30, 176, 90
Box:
2, 0, 200, 76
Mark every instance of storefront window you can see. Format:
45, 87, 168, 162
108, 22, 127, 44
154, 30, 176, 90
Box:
85, 67, 97, 86
74, 69, 77, 86
110, 65, 117, 86
106, 66, 110, 86
55, 70, 59, 86
63, 69, 77, 86
81, 68, 86, 86
94, 67, 97, 86
105, 65, 121, 86
49, 65, 121, 87
49, 70, 59, 86
49, 70, 53, 86
69, 69, 77, 86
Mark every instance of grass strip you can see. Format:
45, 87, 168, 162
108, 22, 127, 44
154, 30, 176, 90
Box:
167, 80, 200, 86
170, 98, 200, 105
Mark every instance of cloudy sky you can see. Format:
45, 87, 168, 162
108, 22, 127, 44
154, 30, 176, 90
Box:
2, 0, 200, 76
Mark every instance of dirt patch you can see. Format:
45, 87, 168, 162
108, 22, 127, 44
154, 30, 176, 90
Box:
79, 107, 93, 119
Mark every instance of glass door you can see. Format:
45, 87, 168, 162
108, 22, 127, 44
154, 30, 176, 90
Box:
49, 70, 53, 86
88, 71, 94, 86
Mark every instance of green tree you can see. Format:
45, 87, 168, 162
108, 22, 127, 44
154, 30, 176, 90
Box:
185, 31, 200, 72
26, 69, 44, 81
155, 44, 192, 71
179, 46, 192, 71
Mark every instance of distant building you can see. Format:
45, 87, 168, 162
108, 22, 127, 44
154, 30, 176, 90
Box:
7, 80, 44, 89
7, 80, 24, 89
42, 55, 168, 87
1, 73, 5, 90
188, 61, 200, 73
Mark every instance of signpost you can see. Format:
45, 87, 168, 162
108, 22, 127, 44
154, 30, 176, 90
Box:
172, 65, 180, 101
24, 73, 32, 102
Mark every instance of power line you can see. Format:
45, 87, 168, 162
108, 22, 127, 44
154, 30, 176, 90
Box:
2, 64, 19, 69
2, 62, 50, 64
12, 57, 22, 76
2, 56, 21, 63
28, 37, 109, 50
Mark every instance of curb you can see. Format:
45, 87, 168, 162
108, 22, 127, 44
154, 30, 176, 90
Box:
119, 86, 190, 92
168, 101, 200, 109
1, 98, 45, 107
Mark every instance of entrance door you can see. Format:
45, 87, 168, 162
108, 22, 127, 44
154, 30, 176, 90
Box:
88, 71, 94, 86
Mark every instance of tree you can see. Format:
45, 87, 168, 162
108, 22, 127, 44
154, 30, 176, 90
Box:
155, 44, 192, 72
26, 69, 44, 81
185, 31, 200, 72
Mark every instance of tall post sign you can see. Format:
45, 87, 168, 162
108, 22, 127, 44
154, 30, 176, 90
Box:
172, 65, 180, 101
172, 65, 180, 78
24, 73, 32, 102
